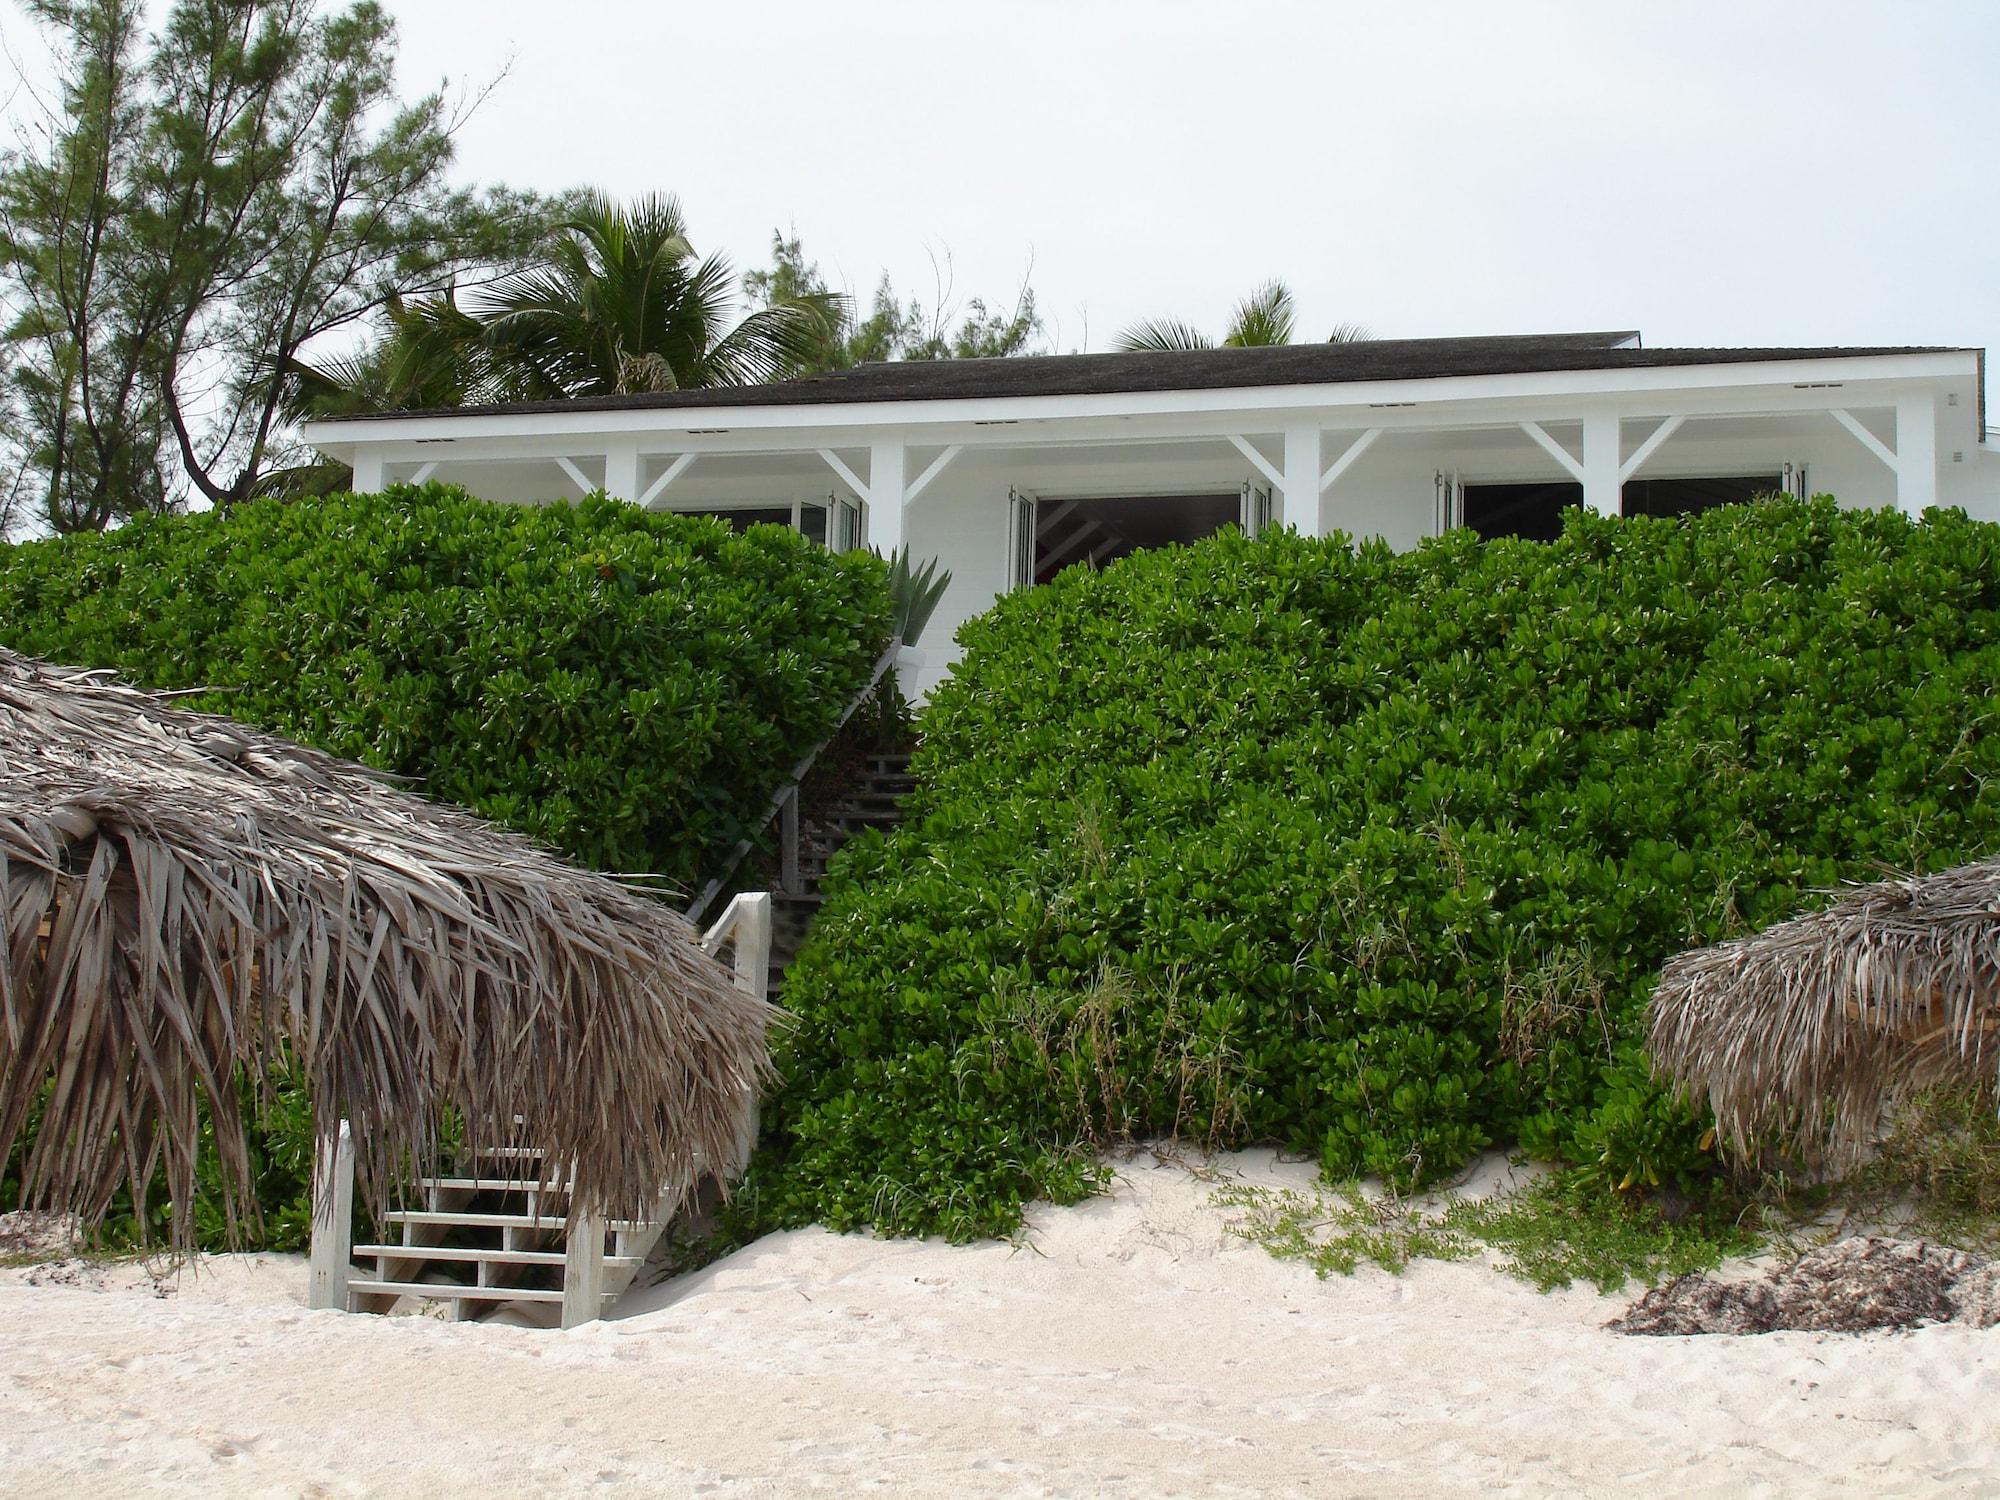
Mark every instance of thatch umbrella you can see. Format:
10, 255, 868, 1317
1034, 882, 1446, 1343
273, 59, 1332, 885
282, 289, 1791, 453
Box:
0, 649, 771, 1246
1650, 858, 2000, 1166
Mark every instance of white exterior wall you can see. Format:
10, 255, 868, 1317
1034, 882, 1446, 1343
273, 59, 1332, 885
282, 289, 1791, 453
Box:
303, 350, 1997, 701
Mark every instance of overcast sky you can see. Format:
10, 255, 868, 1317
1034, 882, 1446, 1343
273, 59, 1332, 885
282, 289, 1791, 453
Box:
11, 1, 2000, 377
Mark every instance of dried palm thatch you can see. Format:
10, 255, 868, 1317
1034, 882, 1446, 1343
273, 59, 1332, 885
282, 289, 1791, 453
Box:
1650, 858, 2000, 1167
0, 649, 772, 1245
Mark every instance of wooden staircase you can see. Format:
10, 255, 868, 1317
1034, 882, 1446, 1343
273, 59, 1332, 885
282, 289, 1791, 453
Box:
342, 1149, 662, 1324
308, 892, 770, 1328
768, 751, 917, 998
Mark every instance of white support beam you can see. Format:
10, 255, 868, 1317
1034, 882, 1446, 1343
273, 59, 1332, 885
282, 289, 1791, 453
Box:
553, 455, 595, 495
638, 452, 697, 509
1896, 394, 1938, 515
1829, 408, 1897, 473
307, 1120, 354, 1312
1618, 415, 1685, 483
604, 442, 642, 503
408, 461, 438, 487
1228, 434, 1285, 491
816, 447, 871, 498
1319, 427, 1383, 492
905, 444, 964, 503
351, 453, 385, 493
868, 439, 906, 557
561, 1210, 604, 1329
1518, 422, 1586, 483
1281, 424, 1322, 535
1581, 411, 1622, 516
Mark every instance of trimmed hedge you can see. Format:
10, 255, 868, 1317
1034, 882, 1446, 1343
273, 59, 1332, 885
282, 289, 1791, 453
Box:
746, 499, 2000, 1241
0, 485, 891, 891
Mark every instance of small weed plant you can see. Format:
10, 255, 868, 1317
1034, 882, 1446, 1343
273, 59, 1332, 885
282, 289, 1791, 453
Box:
1216, 1168, 1754, 1293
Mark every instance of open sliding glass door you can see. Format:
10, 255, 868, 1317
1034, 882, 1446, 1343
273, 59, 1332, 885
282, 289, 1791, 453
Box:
830, 491, 865, 552
1008, 487, 1037, 591
1239, 482, 1274, 538
1434, 469, 1463, 534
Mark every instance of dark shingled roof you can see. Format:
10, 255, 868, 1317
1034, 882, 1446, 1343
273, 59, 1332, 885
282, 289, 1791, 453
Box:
316, 331, 1973, 424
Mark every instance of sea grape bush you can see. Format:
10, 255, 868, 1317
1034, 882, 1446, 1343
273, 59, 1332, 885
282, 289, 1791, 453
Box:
747, 499, 2000, 1241
0, 485, 891, 890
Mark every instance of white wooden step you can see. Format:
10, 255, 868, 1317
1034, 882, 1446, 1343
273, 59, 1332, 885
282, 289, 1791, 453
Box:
346, 1280, 584, 1305
352, 1244, 640, 1271
420, 1177, 569, 1193
381, 1209, 649, 1232
475, 1146, 548, 1160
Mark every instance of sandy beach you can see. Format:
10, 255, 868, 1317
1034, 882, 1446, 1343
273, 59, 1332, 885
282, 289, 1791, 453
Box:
2, 1150, 1995, 1498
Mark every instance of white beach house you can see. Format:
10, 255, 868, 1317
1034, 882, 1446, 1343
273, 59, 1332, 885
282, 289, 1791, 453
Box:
302, 332, 2000, 698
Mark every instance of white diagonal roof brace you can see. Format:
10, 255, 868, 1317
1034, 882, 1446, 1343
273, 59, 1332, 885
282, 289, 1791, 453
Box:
638, 452, 698, 508
1319, 428, 1383, 492
905, 444, 964, 504
1228, 434, 1285, 489
817, 447, 872, 500
408, 461, 438, 486
1618, 415, 1685, 483
553, 455, 594, 494
1829, 408, 1898, 473
1519, 421, 1586, 483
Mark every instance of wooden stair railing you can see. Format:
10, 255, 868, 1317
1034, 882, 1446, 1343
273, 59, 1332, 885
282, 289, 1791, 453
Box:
685, 642, 902, 928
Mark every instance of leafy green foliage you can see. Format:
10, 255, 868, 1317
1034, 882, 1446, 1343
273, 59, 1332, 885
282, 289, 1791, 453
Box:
0, 483, 891, 891
0, 0, 556, 526
742, 498, 2000, 1241
742, 233, 1045, 376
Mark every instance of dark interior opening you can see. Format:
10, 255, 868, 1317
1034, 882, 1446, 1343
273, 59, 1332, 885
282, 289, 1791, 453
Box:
1622, 475, 1782, 518
1033, 493, 1238, 584
1464, 474, 1787, 540
677, 505, 836, 540
1463, 482, 1581, 542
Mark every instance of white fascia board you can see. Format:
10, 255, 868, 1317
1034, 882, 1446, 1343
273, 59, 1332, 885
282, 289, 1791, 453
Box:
301, 351, 1980, 458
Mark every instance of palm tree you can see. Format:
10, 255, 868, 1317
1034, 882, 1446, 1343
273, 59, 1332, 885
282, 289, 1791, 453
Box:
471, 193, 841, 398
290, 194, 843, 417
1115, 279, 1369, 353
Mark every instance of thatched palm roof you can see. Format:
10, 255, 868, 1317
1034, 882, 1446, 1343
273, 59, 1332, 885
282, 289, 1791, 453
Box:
0, 649, 771, 1245
1650, 858, 2000, 1164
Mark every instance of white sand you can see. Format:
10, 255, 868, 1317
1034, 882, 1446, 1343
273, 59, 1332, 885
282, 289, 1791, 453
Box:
2, 1150, 1995, 1498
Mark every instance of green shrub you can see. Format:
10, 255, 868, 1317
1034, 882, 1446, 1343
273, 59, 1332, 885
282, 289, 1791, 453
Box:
741, 498, 2000, 1241
0, 485, 890, 1245
0, 484, 891, 890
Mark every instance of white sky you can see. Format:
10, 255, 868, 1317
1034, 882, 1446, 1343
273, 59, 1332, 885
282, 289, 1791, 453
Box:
9, 1, 2000, 374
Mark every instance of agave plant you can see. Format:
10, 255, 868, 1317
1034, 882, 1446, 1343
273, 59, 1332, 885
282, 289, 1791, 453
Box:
1116, 279, 1369, 352
888, 547, 952, 647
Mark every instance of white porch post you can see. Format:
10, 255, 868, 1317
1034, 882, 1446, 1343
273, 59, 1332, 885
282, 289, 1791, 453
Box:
868, 439, 906, 557
604, 441, 642, 504
1281, 424, 1322, 537
1581, 411, 1623, 516
351, 452, 384, 494
1895, 394, 1938, 515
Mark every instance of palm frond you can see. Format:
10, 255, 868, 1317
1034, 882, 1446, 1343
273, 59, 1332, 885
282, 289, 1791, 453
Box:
1649, 856, 2000, 1169
1224, 279, 1296, 348
0, 651, 771, 1246
1113, 319, 1214, 353
1324, 321, 1373, 345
